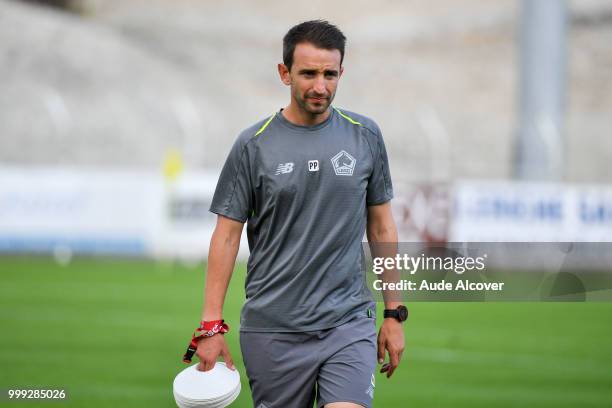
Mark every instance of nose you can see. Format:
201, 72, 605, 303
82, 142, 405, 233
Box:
313, 76, 326, 95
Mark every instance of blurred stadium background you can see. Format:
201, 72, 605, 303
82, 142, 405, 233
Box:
1, 0, 611, 407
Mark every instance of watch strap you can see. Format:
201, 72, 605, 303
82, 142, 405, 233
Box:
383, 309, 399, 319
384, 306, 408, 322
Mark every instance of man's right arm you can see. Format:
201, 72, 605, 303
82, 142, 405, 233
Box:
196, 214, 244, 372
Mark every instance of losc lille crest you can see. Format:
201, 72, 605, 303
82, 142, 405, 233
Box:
331, 150, 356, 176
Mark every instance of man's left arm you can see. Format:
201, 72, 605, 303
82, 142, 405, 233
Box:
366, 201, 405, 378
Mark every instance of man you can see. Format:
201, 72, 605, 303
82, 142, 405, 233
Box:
186, 20, 406, 408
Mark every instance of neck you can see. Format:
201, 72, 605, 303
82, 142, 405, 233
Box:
282, 102, 331, 126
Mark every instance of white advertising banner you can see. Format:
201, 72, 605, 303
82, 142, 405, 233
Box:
451, 181, 612, 242
0, 167, 161, 255
0, 166, 250, 259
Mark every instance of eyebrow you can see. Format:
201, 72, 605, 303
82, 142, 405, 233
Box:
298, 69, 339, 76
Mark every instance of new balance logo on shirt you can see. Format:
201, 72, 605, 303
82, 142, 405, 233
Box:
275, 162, 294, 175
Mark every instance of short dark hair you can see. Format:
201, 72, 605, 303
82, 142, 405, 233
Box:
283, 20, 346, 71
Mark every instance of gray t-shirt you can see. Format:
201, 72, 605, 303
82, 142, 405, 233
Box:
210, 107, 393, 332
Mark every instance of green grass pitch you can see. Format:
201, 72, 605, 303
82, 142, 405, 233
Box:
1, 256, 611, 407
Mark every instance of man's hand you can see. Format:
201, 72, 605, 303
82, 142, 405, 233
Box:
195, 334, 235, 371
377, 318, 405, 378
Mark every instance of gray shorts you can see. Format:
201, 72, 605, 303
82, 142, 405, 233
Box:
240, 314, 377, 408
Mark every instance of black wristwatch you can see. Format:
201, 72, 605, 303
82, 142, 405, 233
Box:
384, 305, 408, 322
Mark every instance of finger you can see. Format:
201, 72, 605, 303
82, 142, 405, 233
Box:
195, 350, 210, 371
387, 351, 400, 378
386, 362, 395, 378
222, 344, 235, 370
379, 363, 390, 374
198, 359, 212, 372
377, 337, 386, 364
195, 351, 208, 371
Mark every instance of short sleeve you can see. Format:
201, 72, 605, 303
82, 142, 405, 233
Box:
209, 136, 254, 222
366, 125, 394, 206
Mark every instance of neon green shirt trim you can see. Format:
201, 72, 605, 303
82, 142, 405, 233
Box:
333, 107, 362, 126
255, 114, 275, 136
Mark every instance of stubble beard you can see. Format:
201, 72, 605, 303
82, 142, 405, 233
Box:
295, 89, 335, 116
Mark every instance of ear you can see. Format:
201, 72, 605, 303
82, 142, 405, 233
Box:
278, 63, 291, 86
339, 66, 344, 78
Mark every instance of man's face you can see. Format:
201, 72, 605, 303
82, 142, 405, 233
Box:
279, 42, 343, 115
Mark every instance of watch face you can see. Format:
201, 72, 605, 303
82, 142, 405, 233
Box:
398, 306, 408, 321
